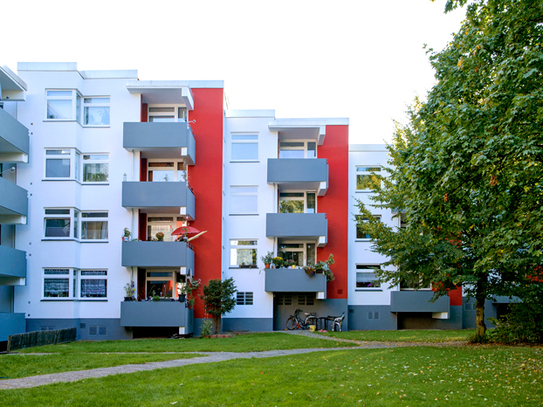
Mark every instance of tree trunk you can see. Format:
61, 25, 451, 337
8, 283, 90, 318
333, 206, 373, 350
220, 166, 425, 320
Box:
475, 280, 487, 337
213, 315, 221, 334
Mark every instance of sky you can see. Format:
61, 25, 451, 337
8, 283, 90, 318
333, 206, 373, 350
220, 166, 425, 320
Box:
2, 0, 466, 144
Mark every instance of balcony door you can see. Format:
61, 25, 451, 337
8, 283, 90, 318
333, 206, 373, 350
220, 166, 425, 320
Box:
145, 270, 184, 299
148, 105, 187, 122
147, 216, 185, 242
278, 241, 316, 267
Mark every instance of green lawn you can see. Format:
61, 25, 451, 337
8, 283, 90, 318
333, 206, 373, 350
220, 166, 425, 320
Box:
2, 345, 541, 406
319, 329, 474, 343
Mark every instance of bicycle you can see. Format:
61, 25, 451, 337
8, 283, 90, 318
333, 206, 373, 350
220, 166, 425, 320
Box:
286, 308, 316, 330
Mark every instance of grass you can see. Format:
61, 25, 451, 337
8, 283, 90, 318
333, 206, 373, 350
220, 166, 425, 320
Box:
2, 345, 541, 406
319, 329, 474, 343
16, 332, 356, 354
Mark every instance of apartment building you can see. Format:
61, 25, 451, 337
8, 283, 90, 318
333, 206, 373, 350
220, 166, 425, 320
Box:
0, 62, 494, 342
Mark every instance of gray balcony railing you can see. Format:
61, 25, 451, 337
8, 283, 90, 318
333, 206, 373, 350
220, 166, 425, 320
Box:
120, 301, 193, 332
0, 177, 28, 225
267, 158, 328, 195
0, 245, 26, 285
0, 108, 29, 163
266, 213, 327, 245
122, 181, 195, 220
265, 268, 327, 297
123, 122, 195, 165
390, 291, 450, 313
121, 241, 195, 270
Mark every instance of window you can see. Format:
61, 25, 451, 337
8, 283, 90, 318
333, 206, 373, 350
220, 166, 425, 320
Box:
356, 166, 381, 191
276, 294, 292, 305
279, 141, 316, 158
44, 208, 108, 241
279, 192, 316, 213
230, 186, 258, 214
278, 241, 316, 267
145, 270, 183, 298
147, 216, 184, 241
231, 134, 258, 161
83, 97, 110, 126
355, 215, 380, 240
230, 240, 257, 268
46, 90, 81, 121
148, 106, 187, 122
237, 292, 254, 305
83, 154, 109, 182
43, 269, 107, 299
399, 274, 431, 290
45, 149, 79, 179
80, 212, 108, 240
356, 265, 381, 289
298, 294, 315, 306
147, 161, 186, 182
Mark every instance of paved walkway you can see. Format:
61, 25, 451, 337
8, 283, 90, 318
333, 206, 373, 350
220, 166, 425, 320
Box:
0, 331, 467, 390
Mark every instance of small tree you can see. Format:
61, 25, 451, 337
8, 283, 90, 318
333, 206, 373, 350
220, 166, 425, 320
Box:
200, 278, 237, 334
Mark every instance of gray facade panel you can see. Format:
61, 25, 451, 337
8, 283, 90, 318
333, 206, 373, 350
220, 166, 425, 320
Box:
26, 318, 133, 341
0, 245, 26, 279
222, 318, 273, 333
390, 291, 450, 313
122, 181, 195, 219
267, 158, 328, 183
462, 298, 504, 329
265, 268, 327, 295
266, 213, 327, 240
0, 312, 25, 341
123, 122, 196, 164
348, 305, 398, 330
122, 241, 194, 269
0, 176, 28, 219
0, 107, 29, 156
120, 301, 193, 332
397, 306, 463, 330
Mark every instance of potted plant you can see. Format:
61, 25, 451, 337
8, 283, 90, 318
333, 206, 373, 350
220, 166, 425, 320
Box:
122, 228, 131, 241
261, 251, 274, 269
272, 256, 284, 269
179, 278, 201, 308
124, 280, 136, 301
304, 253, 335, 282
156, 232, 164, 241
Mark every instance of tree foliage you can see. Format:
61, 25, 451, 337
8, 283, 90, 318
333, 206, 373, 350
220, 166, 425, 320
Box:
357, 0, 543, 337
200, 278, 237, 334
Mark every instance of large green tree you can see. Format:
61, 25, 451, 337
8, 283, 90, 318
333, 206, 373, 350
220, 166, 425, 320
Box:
200, 278, 237, 334
357, 0, 543, 337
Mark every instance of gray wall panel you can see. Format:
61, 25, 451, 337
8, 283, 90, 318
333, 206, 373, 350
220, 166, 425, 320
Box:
0, 245, 26, 279
265, 268, 327, 294
122, 241, 194, 268
0, 107, 29, 156
348, 305, 398, 330
222, 318, 273, 333
266, 213, 327, 240
0, 312, 25, 341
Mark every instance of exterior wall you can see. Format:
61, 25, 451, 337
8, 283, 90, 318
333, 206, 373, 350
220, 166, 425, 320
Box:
26, 318, 132, 340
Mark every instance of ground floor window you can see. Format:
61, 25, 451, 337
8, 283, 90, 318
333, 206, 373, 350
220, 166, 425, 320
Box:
43, 268, 107, 299
145, 270, 184, 299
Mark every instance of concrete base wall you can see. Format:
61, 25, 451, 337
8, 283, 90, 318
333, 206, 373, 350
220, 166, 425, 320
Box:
26, 318, 133, 341
222, 318, 273, 333
348, 305, 398, 330
462, 298, 505, 329
397, 305, 463, 330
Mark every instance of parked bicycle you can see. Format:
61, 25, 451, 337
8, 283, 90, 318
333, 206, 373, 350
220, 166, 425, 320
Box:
286, 308, 316, 330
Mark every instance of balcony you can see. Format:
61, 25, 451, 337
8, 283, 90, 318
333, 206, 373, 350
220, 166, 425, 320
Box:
122, 241, 194, 272
123, 122, 196, 165
120, 301, 193, 333
390, 291, 450, 318
0, 246, 26, 286
266, 213, 327, 246
265, 268, 327, 298
267, 158, 328, 196
122, 181, 195, 219
0, 177, 28, 225
0, 108, 29, 163
0, 313, 26, 342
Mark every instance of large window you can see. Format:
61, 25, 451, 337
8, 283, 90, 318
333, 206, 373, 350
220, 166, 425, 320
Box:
355, 215, 381, 240
147, 216, 184, 241
279, 192, 316, 213
278, 241, 316, 267
147, 161, 186, 182
83, 154, 109, 182
230, 240, 257, 268
356, 166, 381, 191
145, 270, 184, 298
46, 90, 81, 121
356, 265, 381, 289
279, 141, 316, 158
230, 186, 258, 215
43, 268, 107, 299
231, 134, 258, 161
148, 106, 187, 122
44, 208, 108, 241
83, 97, 110, 126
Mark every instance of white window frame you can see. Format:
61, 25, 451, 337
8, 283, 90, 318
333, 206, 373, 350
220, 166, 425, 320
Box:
236, 292, 254, 305
356, 166, 381, 191
279, 140, 317, 159
231, 133, 258, 162
43, 268, 107, 300
147, 105, 187, 122
229, 186, 258, 215
355, 215, 381, 241
43, 208, 78, 240
44, 149, 80, 181
45, 89, 81, 121
147, 159, 186, 182
355, 265, 382, 290
82, 154, 109, 183
399, 275, 432, 291
277, 241, 316, 267
146, 215, 185, 242
145, 270, 183, 299
230, 239, 258, 268
279, 191, 316, 214
82, 97, 110, 126
80, 211, 108, 241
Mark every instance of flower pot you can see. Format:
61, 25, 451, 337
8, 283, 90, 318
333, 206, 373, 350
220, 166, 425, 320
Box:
179, 294, 186, 302
265, 263, 270, 269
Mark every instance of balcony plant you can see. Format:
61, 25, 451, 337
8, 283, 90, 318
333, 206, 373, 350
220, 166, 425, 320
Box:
156, 232, 164, 241
124, 280, 136, 301
261, 251, 274, 268
304, 253, 335, 282
122, 228, 131, 242
179, 278, 201, 308
272, 256, 284, 269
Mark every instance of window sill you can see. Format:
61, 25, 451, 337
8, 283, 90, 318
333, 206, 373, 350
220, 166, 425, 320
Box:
41, 298, 108, 302
229, 267, 258, 270
43, 119, 78, 123
355, 289, 383, 292
41, 238, 109, 243
229, 213, 259, 216
230, 160, 260, 164
355, 190, 375, 193
82, 125, 110, 128
355, 239, 372, 242
42, 179, 82, 184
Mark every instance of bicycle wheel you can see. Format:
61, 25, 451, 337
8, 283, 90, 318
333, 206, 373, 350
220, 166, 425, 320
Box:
286, 317, 297, 330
